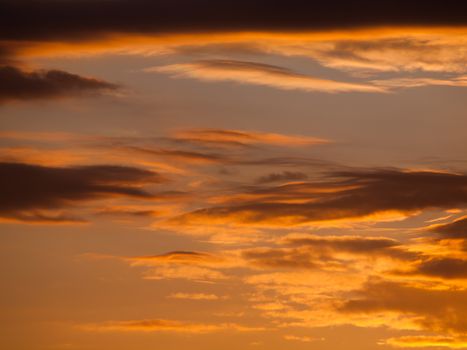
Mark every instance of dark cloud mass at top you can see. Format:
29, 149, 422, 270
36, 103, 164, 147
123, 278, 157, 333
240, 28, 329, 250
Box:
0, 0, 466, 42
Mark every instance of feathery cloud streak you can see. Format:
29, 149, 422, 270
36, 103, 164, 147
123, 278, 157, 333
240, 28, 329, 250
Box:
149, 60, 385, 93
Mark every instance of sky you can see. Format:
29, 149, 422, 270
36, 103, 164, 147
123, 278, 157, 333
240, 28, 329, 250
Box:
1, 1, 467, 349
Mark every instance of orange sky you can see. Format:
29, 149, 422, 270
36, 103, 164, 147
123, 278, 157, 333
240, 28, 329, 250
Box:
1, 2, 467, 349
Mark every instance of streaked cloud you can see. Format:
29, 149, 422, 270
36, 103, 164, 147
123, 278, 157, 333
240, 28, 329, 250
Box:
168, 169, 467, 228
80, 319, 263, 333
282, 234, 401, 252
373, 76, 467, 89
300, 36, 467, 74
255, 171, 309, 184
383, 336, 467, 349
95, 206, 159, 218
172, 128, 328, 147
127, 251, 233, 282
149, 60, 385, 93
283, 335, 323, 342
125, 145, 228, 164
141, 266, 228, 282
128, 251, 226, 267
167, 292, 222, 300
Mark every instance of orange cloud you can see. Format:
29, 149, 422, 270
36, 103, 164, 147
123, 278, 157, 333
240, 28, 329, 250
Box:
149, 60, 386, 93
283, 335, 324, 342
128, 251, 225, 266
172, 128, 328, 147
80, 319, 263, 333
340, 280, 467, 334
383, 336, 467, 349
167, 169, 467, 228
373, 76, 467, 89
8, 28, 467, 94
167, 292, 223, 300
125, 251, 236, 282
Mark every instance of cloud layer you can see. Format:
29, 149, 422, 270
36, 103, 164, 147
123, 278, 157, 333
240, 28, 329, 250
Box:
2, 128, 466, 349
1, 0, 466, 42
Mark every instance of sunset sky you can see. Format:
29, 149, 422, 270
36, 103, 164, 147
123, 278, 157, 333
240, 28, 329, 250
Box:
1, 1, 467, 349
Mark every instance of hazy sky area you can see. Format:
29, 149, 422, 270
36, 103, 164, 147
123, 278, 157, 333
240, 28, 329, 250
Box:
1, 1, 467, 350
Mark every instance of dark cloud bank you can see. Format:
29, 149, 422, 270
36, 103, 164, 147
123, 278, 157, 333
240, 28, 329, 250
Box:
1, 0, 466, 42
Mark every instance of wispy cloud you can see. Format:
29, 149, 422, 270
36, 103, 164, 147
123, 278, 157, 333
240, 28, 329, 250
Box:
167, 292, 223, 300
148, 60, 386, 93
283, 335, 323, 342
80, 319, 263, 333
172, 128, 328, 147
167, 169, 467, 228
373, 76, 467, 89
382, 336, 467, 349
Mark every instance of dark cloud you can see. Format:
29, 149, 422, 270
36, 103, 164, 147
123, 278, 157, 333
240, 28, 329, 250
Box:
241, 157, 333, 168
2, 211, 87, 224
414, 258, 467, 279
393, 254, 467, 280
129, 251, 224, 266
125, 146, 228, 163
1, 1, 466, 42
284, 235, 399, 251
0, 65, 118, 103
429, 216, 467, 252
0, 162, 162, 222
130, 151, 332, 169
431, 216, 467, 239
256, 171, 308, 184
95, 130, 330, 174
169, 136, 254, 150
242, 235, 415, 270
171, 169, 467, 226
95, 208, 159, 218
0, 46, 18, 65
177, 60, 298, 76
340, 280, 467, 334
168, 128, 326, 148
242, 247, 321, 269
